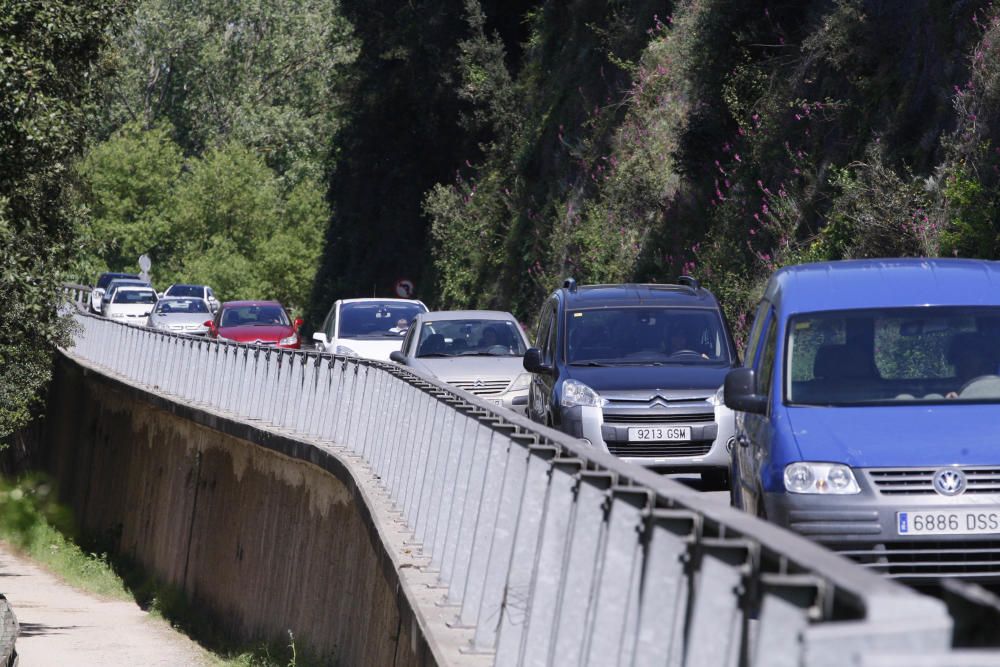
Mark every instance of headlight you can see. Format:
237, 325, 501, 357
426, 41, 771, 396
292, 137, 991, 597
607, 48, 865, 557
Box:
784, 462, 861, 494
706, 385, 725, 406
335, 345, 358, 357
508, 372, 532, 392
560, 379, 607, 408
279, 334, 298, 346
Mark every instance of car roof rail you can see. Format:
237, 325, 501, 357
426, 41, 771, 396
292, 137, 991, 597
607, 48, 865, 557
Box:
563, 277, 578, 293
677, 275, 700, 291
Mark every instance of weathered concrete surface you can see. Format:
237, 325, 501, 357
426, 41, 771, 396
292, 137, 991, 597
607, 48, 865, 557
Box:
41, 354, 447, 666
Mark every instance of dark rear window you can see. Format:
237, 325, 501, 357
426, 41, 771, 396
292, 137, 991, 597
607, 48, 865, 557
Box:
97, 273, 138, 289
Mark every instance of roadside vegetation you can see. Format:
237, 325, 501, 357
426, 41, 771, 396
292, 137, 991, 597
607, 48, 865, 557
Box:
0, 475, 313, 666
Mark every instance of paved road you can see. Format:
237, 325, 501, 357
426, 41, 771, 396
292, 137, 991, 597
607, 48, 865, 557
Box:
0, 544, 211, 666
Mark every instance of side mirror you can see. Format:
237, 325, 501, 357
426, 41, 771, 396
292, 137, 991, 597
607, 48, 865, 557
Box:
389, 350, 407, 364
724, 368, 768, 414
294, 317, 304, 330
312, 332, 327, 344
203, 320, 216, 334
523, 348, 551, 375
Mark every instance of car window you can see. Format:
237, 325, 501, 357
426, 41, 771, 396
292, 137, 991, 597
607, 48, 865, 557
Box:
415, 318, 525, 357
155, 299, 208, 314
113, 290, 157, 304
756, 316, 778, 400
786, 306, 1000, 405
565, 307, 731, 366
220, 305, 290, 327
324, 305, 338, 339
743, 301, 770, 369
338, 302, 424, 338
401, 325, 416, 356
167, 285, 204, 298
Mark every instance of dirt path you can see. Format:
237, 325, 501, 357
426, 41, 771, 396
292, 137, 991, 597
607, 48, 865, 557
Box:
0, 544, 212, 666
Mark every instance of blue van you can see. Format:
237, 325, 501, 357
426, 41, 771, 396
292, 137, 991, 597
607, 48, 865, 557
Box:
725, 259, 1000, 579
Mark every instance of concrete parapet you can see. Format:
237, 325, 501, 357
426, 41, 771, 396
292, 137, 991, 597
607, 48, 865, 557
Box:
43, 353, 448, 666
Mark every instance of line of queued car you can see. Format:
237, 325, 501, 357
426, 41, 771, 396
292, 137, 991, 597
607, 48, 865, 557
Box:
93, 258, 1000, 581
89, 273, 304, 349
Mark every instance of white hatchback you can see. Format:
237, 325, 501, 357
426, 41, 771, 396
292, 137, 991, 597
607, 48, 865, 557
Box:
104, 286, 158, 323
313, 298, 428, 361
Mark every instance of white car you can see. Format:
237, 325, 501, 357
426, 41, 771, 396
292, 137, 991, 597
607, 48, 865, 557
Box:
389, 310, 532, 414
104, 286, 158, 323
163, 284, 220, 313
312, 298, 428, 360
89, 272, 139, 314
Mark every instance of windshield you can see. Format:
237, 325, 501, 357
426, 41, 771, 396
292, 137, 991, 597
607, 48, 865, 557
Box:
787, 307, 1000, 405
219, 305, 290, 327
155, 299, 208, 314
113, 290, 157, 305
416, 319, 526, 357
338, 302, 426, 338
566, 307, 732, 366
97, 273, 136, 289
166, 285, 204, 298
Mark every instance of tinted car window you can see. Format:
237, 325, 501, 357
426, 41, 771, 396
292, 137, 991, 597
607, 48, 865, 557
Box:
114, 290, 157, 304
787, 306, 1000, 405
155, 299, 208, 314
416, 319, 525, 357
166, 285, 205, 298
339, 302, 425, 338
97, 273, 137, 289
220, 305, 290, 327
566, 307, 731, 365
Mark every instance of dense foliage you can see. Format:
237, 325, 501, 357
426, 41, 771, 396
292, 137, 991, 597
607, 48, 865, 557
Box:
0, 0, 127, 438
420, 0, 1000, 342
71, 0, 351, 311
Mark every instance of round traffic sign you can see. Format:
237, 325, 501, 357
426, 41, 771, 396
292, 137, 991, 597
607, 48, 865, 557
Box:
394, 278, 415, 298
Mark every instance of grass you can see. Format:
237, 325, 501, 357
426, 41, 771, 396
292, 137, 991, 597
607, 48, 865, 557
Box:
0, 474, 308, 667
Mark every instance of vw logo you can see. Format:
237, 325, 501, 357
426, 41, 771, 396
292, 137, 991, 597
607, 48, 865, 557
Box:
933, 468, 967, 496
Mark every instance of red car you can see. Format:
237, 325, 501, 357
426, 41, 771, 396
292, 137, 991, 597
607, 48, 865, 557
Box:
205, 301, 303, 349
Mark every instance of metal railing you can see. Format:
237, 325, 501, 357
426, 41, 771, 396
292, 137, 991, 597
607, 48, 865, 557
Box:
61, 298, 984, 666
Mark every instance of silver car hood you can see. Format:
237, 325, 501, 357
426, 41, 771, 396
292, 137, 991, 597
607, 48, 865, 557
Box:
149, 312, 211, 327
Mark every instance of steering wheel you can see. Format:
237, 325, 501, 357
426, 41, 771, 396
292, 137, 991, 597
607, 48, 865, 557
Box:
669, 349, 703, 358
485, 344, 509, 355
959, 374, 1000, 398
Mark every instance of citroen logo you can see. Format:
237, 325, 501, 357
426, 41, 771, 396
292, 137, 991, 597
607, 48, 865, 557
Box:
933, 468, 967, 497
474, 378, 484, 388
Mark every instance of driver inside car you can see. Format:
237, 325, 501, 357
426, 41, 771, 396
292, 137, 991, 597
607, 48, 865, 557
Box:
946, 334, 997, 399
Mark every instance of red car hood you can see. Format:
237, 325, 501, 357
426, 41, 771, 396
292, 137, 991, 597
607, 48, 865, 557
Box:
217, 324, 294, 343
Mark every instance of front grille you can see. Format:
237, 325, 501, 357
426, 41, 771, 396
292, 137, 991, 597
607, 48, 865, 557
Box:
451, 379, 511, 396
602, 412, 714, 424
607, 441, 712, 458
868, 468, 1000, 495
834, 540, 1000, 579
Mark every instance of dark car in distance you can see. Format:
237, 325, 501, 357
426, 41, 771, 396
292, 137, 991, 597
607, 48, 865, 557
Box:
523, 277, 739, 486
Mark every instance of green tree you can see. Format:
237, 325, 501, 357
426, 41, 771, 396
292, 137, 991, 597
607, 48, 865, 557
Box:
0, 0, 129, 438
75, 121, 183, 280
100, 0, 356, 183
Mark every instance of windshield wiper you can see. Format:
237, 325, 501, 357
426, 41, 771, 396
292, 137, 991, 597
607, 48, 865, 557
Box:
569, 361, 611, 367
417, 353, 452, 358
459, 351, 512, 357
612, 360, 666, 366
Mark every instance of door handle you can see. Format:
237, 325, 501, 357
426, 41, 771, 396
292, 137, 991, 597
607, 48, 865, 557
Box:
737, 433, 750, 448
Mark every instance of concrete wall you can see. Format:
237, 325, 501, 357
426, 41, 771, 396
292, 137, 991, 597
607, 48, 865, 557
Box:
43, 354, 436, 666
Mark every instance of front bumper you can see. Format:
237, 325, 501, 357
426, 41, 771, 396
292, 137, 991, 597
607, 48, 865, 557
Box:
764, 478, 1000, 580
559, 402, 734, 471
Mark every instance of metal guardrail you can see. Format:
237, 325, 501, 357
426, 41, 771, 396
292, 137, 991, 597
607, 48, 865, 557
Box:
61, 292, 988, 666
0, 595, 18, 667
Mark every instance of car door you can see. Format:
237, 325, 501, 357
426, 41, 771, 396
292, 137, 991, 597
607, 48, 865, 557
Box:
744, 310, 778, 514
733, 301, 771, 508
528, 300, 555, 424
